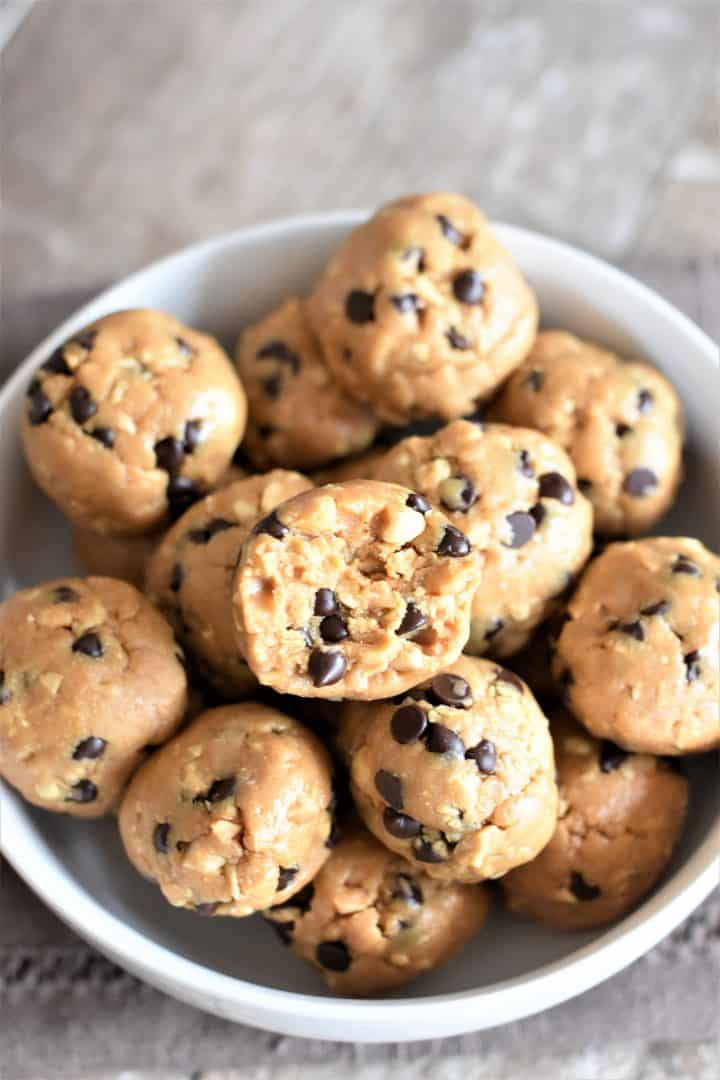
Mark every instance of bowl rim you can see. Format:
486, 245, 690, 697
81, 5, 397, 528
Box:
1, 209, 719, 1038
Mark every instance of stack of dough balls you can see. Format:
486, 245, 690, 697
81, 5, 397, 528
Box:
2, 193, 714, 1000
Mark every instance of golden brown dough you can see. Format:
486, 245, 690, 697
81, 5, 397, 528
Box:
502, 711, 688, 930
0, 576, 187, 816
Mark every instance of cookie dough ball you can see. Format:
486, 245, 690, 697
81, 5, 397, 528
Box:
72, 525, 163, 589
265, 824, 490, 996
119, 703, 334, 916
232, 480, 481, 700
379, 420, 593, 657
0, 577, 187, 816
146, 470, 312, 697
22, 310, 248, 536
502, 712, 688, 930
236, 298, 379, 470
489, 330, 683, 535
306, 193, 538, 423
553, 537, 720, 754
349, 656, 557, 883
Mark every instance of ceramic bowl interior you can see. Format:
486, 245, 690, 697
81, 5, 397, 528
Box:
0, 213, 718, 1041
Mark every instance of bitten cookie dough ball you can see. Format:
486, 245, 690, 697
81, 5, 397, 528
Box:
72, 525, 163, 589
265, 824, 490, 996
306, 193, 538, 423
146, 470, 312, 697
119, 703, 334, 916
502, 712, 688, 930
0, 577, 187, 816
490, 330, 683, 535
232, 480, 481, 700
349, 656, 557, 883
236, 298, 379, 470
22, 310, 247, 535
379, 420, 593, 657
553, 537, 720, 754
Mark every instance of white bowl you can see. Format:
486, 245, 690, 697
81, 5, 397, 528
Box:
1, 212, 718, 1043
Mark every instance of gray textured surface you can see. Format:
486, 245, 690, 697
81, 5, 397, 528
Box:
1, 2, 719, 1077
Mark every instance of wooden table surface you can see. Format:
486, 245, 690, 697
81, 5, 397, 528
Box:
1, 3, 718, 1078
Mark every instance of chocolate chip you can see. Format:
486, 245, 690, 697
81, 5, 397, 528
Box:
518, 450, 534, 478
253, 511, 288, 540
684, 650, 702, 682
672, 555, 700, 577
170, 564, 183, 592
617, 620, 644, 642
577, 477, 593, 494
440, 475, 477, 512
569, 872, 601, 901
637, 388, 653, 413
319, 614, 349, 643
412, 838, 447, 863
375, 769, 404, 810
27, 382, 53, 425
54, 586, 79, 603
261, 374, 282, 399
622, 468, 657, 497
316, 940, 351, 972
436, 214, 466, 246
308, 649, 346, 687
494, 667, 524, 693
431, 672, 473, 708
69, 386, 97, 425
615, 422, 633, 438
640, 599, 670, 616
391, 704, 427, 744
194, 903, 219, 916
504, 511, 536, 548
452, 269, 484, 305
183, 420, 203, 453
484, 619, 504, 641
153, 823, 170, 854
599, 740, 628, 773
72, 736, 106, 760
396, 602, 428, 637
256, 340, 300, 373
392, 875, 423, 906
204, 777, 236, 803
167, 476, 200, 519
465, 738, 496, 774
425, 722, 465, 757
65, 779, 98, 804
538, 472, 575, 505
446, 327, 472, 350
269, 919, 294, 945
277, 866, 298, 892
314, 589, 337, 616
383, 807, 421, 838
0, 671, 11, 706
189, 518, 234, 544
155, 437, 185, 474
391, 293, 421, 313
176, 337, 193, 357
43, 348, 71, 375
89, 426, 115, 448
530, 503, 546, 527
406, 492, 431, 514
525, 369, 544, 392
72, 633, 103, 658
345, 290, 375, 324
437, 525, 471, 557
